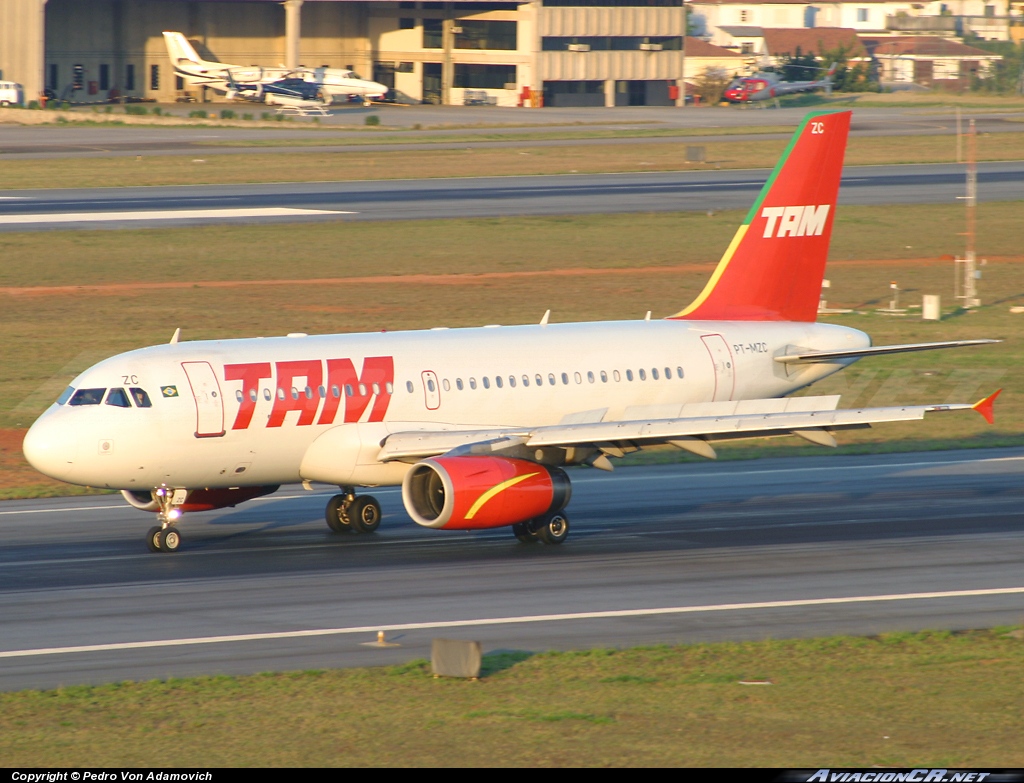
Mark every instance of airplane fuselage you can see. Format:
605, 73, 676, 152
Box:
24, 319, 867, 492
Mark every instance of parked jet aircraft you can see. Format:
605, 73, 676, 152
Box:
163, 31, 388, 105
23, 110, 999, 553
724, 63, 837, 105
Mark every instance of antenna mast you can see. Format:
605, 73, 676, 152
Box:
955, 118, 979, 308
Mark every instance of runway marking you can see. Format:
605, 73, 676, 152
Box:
0, 207, 351, 225
2, 586, 1023, 659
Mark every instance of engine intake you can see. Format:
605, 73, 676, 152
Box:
402, 456, 571, 530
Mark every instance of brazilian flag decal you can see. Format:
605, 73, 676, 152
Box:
161, 386, 179, 398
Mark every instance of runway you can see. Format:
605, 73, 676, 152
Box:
1, 161, 1021, 231
1, 448, 1022, 692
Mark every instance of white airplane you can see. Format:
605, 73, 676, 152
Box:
23, 110, 1000, 554
162, 31, 388, 106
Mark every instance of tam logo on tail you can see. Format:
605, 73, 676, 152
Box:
669, 110, 851, 323
760, 205, 831, 238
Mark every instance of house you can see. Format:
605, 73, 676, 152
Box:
868, 36, 1003, 85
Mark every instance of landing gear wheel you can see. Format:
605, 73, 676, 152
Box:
348, 496, 382, 534
537, 512, 569, 546
512, 521, 538, 544
147, 526, 163, 553
160, 528, 182, 553
325, 494, 352, 534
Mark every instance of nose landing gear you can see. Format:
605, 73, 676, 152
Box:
325, 487, 382, 535
146, 488, 185, 553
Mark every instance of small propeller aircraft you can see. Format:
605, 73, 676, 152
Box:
724, 63, 837, 106
164, 31, 388, 106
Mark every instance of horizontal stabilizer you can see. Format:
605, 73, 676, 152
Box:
972, 388, 1002, 425
774, 339, 1000, 364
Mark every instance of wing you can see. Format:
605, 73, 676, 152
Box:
377, 392, 999, 468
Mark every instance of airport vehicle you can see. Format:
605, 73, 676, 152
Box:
163, 31, 387, 105
0, 81, 24, 107
22, 110, 1000, 554
724, 64, 836, 105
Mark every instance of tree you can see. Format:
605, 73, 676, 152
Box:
692, 66, 732, 105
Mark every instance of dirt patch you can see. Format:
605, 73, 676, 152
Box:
5, 257, 1021, 298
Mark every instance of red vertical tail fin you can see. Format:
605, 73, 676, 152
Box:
669, 110, 851, 322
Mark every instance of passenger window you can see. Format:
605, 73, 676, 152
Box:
372, 383, 380, 395
639, 369, 647, 380
249, 389, 257, 403
548, 373, 555, 386
495, 376, 503, 389
613, 370, 621, 382
69, 388, 106, 406
652, 368, 660, 380
130, 388, 153, 408
442, 379, 450, 392
469, 378, 477, 390
587, 371, 595, 383
359, 384, 367, 396
457, 378, 464, 391
509, 376, 516, 388
535, 374, 543, 387
574, 372, 582, 384
235, 390, 244, 403
386, 382, 394, 394
291, 387, 299, 400
677, 367, 684, 378
56, 386, 75, 405
600, 371, 608, 383
427, 379, 436, 392
522, 375, 529, 387
264, 388, 272, 401
626, 370, 633, 381
277, 388, 286, 401
346, 384, 355, 397
665, 367, 672, 379
318, 385, 326, 398
105, 388, 131, 408
331, 385, 340, 398
561, 373, 569, 385
305, 386, 314, 399
482, 377, 490, 389
406, 381, 414, 393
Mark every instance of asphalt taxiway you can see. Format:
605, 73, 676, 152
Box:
0, 161, 1021, 231
1, 448, 1022, 692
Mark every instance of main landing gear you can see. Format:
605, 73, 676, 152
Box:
512, 512, 570, 546
146, 488, 184, 553
325, 488, 382, 535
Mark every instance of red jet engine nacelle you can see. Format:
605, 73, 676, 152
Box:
402, 455, 572, 530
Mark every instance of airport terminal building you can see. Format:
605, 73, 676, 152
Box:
0, 0, 697, 109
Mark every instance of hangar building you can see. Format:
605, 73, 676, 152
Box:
0, 0, 697, 108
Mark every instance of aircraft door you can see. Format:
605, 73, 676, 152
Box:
700, 334, 736, 402
181, 361, 226, 438
421, 370, 441, 410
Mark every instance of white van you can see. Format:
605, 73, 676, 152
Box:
0, 82, 24, 106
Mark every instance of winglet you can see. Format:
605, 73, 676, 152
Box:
972, 388, 1002, 425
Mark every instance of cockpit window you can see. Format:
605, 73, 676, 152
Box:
105, 388, 131, 408
68, 388, 106, 406
56, 386, 75, 405
129, 388, 153, 408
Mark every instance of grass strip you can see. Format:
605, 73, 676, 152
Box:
1, 628, 1021, 766
2, 132, 1023, 189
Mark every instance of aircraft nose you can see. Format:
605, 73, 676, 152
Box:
23, 413, 78, 482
